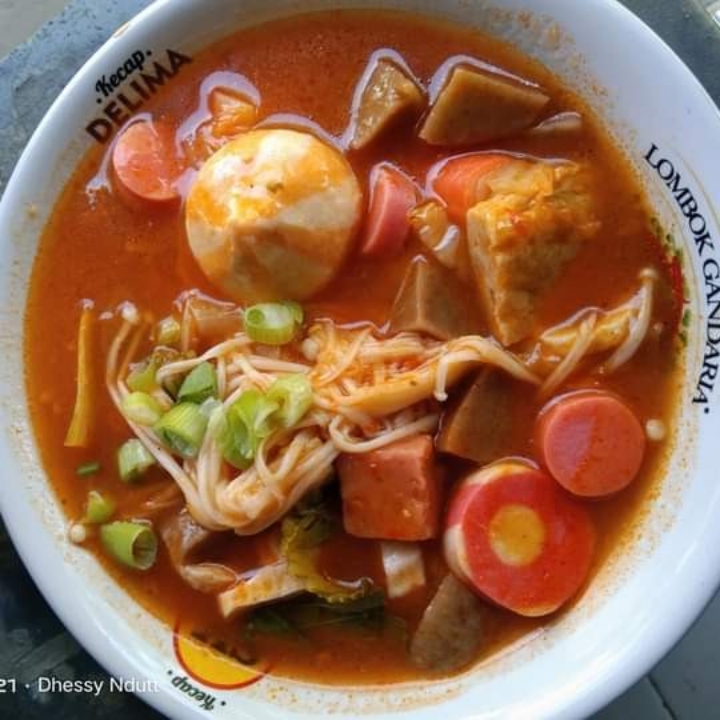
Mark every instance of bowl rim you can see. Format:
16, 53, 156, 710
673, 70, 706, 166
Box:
2, 1, 720, 719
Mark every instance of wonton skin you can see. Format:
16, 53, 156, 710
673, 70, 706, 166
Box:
186, 129, 362, 303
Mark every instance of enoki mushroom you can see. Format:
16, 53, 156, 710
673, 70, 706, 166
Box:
106, 270, 657, 533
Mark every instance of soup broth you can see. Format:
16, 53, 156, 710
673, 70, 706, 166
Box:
24, 10, 681, 684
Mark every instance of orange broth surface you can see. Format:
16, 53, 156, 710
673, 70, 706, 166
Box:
24, 10, 682, 684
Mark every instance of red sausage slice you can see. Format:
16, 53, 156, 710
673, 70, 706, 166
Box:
431, 153, 510, 222
360, 164, 418, 258
112, 119, 180, 205
536, 391, 646, 498
444, 462, 595, 617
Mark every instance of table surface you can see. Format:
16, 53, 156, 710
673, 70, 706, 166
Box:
1, 1, 720, 718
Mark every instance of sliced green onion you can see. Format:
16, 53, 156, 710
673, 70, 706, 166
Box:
215, 390, 278, 469
155, 315, 181, 346
268, 374, 313, 428
100, 521, 158, 570
127, 348, 183, 394
84, 490, 116, 524
177, 362, 217, 404
285, 301, 304, 325
117, 439, 156, 482
199, 397, 222, 418
127, 358, 159, 393
243, 302, 303, 345
154, 402, 208, 458
76, 461, 101, 477
121, 391, 164, 426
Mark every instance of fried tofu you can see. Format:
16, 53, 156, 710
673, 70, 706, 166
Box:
466, 161, 599, 345
419, 66, 549, 146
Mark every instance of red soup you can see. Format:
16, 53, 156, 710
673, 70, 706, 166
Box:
24, 9, 682, 684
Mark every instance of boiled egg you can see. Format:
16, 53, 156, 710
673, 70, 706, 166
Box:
185, 128, 362, 303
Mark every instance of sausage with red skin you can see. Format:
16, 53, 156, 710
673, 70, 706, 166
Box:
431, 153, 510, 222
360, 164, 418, 258
112, 119, 180, 206
535, 391, 646, 498
444, 462, 595, 617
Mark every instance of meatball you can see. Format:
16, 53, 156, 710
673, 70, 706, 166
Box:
185, 129, 362, 303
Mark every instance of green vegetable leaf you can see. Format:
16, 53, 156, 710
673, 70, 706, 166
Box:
244, 607, 298, 639
292, 593, 386, 633
243, 594, 390, 639
280, 497, 372, 604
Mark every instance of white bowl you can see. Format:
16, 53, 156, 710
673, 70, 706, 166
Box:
1, 0, 719, 718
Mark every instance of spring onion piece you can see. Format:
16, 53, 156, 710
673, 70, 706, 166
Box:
268, 374, 313, 427
199, 397, 222, 419
177, 362, 218, 404
216, 390, 278, 469
76, 461, 101, 477
127, 347, 183, 394
155, 315, 181, 346
154, 402, 208, 458
121, 391, 164, 426
84, 490, 116, 524
243, 302, 303, 345
117, 438, 157, 482
285, 301, 304, 325
127, 357, 159, 394
100, 521, 158, 570
64, 303, 95, 448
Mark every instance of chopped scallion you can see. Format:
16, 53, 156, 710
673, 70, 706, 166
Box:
127, 358, 159, 394
127, 347, 183, 394
155, 315, 181, 346
199, 397, 222, 419
100, 521, 157, 570
76, 461, 101, 477
285, 301, 304, 325
117, 439, 156, 482
84, 490, 116, 524
268, 374, 313, 428
154, 402, 208, 458
243, 302, 303, 345
121, 391, 164, 426
177, 362, 218, 404
215, 390, 278, 469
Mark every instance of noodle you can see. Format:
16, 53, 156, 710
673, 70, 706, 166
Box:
540, 314, 597, 398
328, 413, 440, 453
106, 273, 656, 533
604, 269, 657, 372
